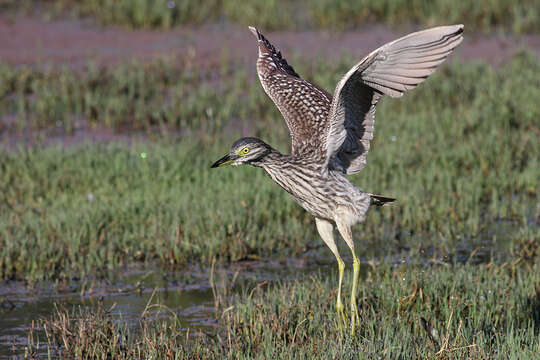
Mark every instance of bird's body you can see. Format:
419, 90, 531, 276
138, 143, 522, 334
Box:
211, 25, 464, 334
253, 149, 371, 223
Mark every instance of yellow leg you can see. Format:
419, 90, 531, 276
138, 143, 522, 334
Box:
337, 257, 346, 330
335, 216, 361, 336
350, 254, 360, 333
315, 218, 347, 331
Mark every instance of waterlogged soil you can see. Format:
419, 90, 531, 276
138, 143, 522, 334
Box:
0, 224, 524, 359
0, 258, 331, 358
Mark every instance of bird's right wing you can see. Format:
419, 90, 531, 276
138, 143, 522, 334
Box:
249, 27, 332, 156
324, 25, 464, 174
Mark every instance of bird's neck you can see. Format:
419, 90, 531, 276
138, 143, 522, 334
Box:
253, 150, 300, 194
248, 148, 286, 169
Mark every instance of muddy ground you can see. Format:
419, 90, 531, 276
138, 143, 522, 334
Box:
1, 15, 539, 68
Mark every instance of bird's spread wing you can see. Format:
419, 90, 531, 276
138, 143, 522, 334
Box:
249, 27, 332, 156
324, 25, 464, 174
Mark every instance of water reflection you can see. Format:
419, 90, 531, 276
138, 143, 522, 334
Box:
0, 259, 327, 358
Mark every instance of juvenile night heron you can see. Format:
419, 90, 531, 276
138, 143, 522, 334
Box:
212, 25, 464, 334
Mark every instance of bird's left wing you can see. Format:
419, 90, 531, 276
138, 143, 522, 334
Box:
324, 25, 464, 175
250, 27, 332, 156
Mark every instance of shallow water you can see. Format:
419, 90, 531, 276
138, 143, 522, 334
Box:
0, 212, 535, 358
0, 258, 330, 358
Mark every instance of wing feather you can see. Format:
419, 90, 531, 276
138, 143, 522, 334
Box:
324, 25, 464, 174
249, 27, 332, 155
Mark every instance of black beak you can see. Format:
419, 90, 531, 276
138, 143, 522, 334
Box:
211, 153, 238, 168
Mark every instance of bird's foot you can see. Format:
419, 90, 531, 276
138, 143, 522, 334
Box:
336, 299, 347, 332
350, 257, 361, 336
350, 300, 360, 336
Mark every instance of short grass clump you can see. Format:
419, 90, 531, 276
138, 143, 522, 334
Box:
1, 53, 538, 282
0, 60, 251, 134
0, 141, 313, 281
6, 0, 540, 33
25, 262, 540, 358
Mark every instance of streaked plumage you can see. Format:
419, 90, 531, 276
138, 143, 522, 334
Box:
212, 25, 464, 334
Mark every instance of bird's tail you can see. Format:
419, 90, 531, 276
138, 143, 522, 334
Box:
369, 194, 396, 206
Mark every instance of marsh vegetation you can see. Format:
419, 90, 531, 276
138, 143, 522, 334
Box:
0, 3, 538, 357
1, 53, 538, 282
4, 0, 540, 33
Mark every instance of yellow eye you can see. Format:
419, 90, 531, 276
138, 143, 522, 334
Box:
241, 147, 250, 155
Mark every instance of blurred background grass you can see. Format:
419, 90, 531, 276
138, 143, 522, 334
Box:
1, 54, 538, 282
2, 0, 539, 33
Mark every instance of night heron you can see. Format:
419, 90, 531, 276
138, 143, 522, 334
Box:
211, 25, 464, 334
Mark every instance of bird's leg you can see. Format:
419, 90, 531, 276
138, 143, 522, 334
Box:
336, 257, 346, 328
336, 219, 360, 335
315, 218, 346, 331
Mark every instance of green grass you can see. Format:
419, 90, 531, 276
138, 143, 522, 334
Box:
25, 262, 540, 358
4, 0, 540, 33
0, 53, 538, 282
0, 60, 240, 134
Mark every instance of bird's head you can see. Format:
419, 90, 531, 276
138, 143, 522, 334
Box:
211, 137, 272, 168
